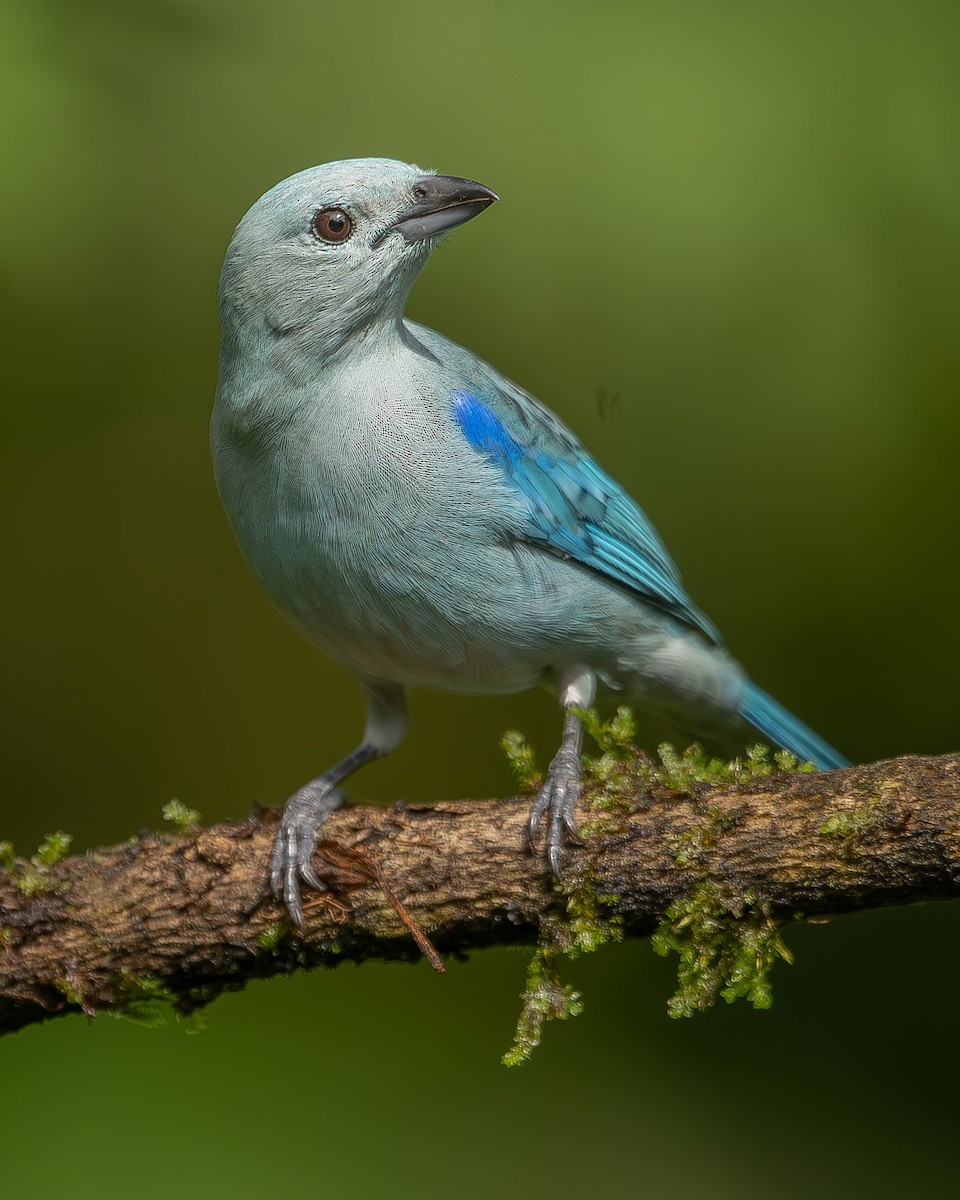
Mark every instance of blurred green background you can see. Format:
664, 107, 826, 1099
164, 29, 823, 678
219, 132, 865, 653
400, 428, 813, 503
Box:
3, 0, 959, 1196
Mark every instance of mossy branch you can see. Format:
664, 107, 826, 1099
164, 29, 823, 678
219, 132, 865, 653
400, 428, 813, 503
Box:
1, 750, 958, 1041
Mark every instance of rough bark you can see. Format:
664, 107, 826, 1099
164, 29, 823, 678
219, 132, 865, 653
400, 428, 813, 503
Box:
2, 753, 958, 1037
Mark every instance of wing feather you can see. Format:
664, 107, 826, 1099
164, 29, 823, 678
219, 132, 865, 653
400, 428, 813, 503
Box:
451, 387, 721, 645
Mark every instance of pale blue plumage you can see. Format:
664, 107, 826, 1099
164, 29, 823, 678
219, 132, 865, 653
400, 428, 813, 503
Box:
212, 158, 848, 925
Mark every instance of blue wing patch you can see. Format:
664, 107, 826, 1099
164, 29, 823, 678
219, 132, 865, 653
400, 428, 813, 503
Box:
452, 390, 525, 466
452, 389, 721, 644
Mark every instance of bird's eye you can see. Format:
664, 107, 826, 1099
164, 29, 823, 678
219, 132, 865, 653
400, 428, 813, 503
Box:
311, 207, 353, 244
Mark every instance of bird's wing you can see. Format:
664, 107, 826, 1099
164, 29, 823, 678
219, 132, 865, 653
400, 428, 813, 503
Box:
450, 381, 722, 645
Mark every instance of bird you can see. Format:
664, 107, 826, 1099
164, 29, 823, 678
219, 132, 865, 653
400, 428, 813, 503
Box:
212, 157, 848, 927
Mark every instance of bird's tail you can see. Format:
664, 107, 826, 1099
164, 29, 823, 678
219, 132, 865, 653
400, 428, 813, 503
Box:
738, 681, 849, 770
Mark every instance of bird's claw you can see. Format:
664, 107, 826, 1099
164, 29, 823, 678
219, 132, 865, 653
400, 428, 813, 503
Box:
268, 784, 347, 928
527, 746, 583, 878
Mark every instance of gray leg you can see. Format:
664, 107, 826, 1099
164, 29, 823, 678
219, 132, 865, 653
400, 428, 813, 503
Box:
527, 666, 596, 876
269, 680, 407, 927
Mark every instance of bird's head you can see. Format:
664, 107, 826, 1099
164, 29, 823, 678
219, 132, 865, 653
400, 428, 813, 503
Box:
219, 157, 498, 362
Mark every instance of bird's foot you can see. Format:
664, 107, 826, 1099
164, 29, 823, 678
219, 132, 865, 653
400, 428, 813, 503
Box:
268, 781, 348, 928
527, 740, 583, 877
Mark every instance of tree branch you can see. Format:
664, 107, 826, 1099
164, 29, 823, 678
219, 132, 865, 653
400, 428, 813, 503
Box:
2, 753, 958, 1037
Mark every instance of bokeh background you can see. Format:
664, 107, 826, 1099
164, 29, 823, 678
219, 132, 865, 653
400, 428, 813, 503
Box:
3, 1, 959, 1196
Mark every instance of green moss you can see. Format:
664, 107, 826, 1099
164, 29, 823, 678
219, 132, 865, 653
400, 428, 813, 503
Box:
821, 801, 883, 841
503, 878, 624, 1068
16, 869, 44, 896
161, 799, 201, 833
106, 973, 211, 1034
651, 884, 793, 1017
565, 881, 624, 956
48, 971, 214, 1032
649, 793, 796, 1019
503, 712, 634, 1065
54, 978, 87, 1007
500, 729, 544, 793
34, 830, 72, 866
109, 977, 178, 1028
257, 922, 286, 952
502, 939, 584, 1067
580, 705, 639, 756
501, 707, 810, 1056
1, 831, 74, 895
578, 706, 651, 832
655, 741, 813, 792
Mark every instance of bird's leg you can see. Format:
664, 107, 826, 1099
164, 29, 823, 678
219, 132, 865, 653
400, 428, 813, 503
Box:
269, 681, 407, 927
527, 667, 596, 876
268, 750, 367, 928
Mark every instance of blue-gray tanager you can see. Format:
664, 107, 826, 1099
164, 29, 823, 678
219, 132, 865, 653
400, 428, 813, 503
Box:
212, 158, 847, 926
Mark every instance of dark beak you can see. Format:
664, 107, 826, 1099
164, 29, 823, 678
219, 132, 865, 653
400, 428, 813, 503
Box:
375, 175, 499, 246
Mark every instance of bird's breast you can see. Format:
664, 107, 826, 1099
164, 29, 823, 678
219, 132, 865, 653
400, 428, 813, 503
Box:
212, 374, 541, 688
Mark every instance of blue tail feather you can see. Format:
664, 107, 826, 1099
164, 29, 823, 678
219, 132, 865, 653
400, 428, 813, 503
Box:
739, 681, 848, 770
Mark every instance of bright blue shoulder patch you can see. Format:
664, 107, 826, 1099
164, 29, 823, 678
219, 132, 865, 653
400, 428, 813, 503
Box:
452, 389, 524, 466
